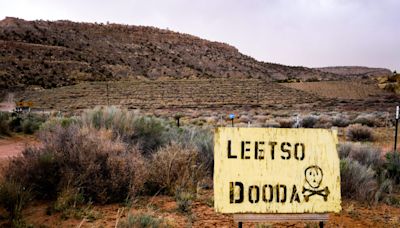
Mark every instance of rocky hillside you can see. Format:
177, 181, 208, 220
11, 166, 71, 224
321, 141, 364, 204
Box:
316, 66, 392, 78
0, 17, 347, 90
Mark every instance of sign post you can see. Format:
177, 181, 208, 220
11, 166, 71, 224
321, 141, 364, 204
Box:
395, 106, 399, 153
214, 128, 341, 227
229, 114, 235, 127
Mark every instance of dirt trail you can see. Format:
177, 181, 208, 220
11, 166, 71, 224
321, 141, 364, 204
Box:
0, 135, 36, 160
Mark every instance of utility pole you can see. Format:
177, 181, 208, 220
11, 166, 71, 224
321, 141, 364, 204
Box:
106, 81, 110, 106
394, 105, 399, 153
229, 114, 235, 127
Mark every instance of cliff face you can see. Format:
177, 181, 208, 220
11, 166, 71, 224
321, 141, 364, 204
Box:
0, 17, 350, 89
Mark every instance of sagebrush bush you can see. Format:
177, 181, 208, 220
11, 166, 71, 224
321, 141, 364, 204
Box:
337, 142, 383, 171
132, 116, 168, 155
82, 106, 169, 156
21, 114, 46, 134
385, 152, 400, 184
0, 111, 11, 136
332, 115, 350, 127
346, 124, 374, 142
340, 158, 377, 202
0, 180, 32, 221
300, 115, 319, 128
147, 143, 206, 195
117, 213, 170, 228
6, 124, 147, 203
352, 114, 377, 127
82, 106, 136, 139
175, 190, 194, 213
262, 121, 280, 128
169, 126, 214, 175
277, 118, 294, 128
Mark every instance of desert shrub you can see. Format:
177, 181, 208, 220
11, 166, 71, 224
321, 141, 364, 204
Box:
300, 115, 319, 128
262, 121, 280, 128
175, 190, 194, 213
238, 115, 250, 123
81, 106, 136, 139
52, 186, 85, 213
147, 143, 206, 195
0, 111, 11, 136
277, 118, 294, 128
170, 126, 214, 175
375, 176, 394, 203
21, 114, 46, 134
385, 152, 400, 184
314, 115, 332, 128
8, 116, 22, 132
82, 106, 169, 155
7, 147, 60, 199
352, 114, 377, 127
340, 158, 377, 202
6, 125, 147, 203
117, 213, 170, 228
0, 180, 32, 221
337, 142, 383, 171
346, 124, 374, 142
131, 116, 168, 155
332, 115, 350, 127
41, 116, 81, 130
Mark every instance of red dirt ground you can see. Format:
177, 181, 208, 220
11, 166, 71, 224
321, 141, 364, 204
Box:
0, 135, 399, 227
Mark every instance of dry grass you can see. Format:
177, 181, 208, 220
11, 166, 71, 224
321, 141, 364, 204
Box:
281, 81, 384, 99
16, 79, 321, 111
147, 143, 206, 195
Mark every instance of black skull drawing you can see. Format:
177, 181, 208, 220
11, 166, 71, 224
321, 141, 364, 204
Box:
302, 165, 330, 202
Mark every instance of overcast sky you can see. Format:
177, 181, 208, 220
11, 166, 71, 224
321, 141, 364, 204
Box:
1, 0, 399, 70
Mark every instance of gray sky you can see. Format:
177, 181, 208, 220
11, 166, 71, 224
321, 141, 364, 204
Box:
1, 0, 399, 70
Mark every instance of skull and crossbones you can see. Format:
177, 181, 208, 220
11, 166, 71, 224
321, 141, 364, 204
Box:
302, 165, 330, 202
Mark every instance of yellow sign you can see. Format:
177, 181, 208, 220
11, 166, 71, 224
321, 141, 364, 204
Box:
214, 128, 341, 213
15, 101, 33, 107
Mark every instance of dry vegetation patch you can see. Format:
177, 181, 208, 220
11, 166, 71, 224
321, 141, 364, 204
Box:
281, 81, 384, 99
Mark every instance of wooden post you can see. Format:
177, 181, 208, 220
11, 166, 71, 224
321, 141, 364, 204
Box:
234, 214, 329, 227
395, 106, 399, 153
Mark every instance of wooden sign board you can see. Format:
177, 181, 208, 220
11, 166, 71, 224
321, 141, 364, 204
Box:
15, 101, 33, 107
214, 128, 341, 214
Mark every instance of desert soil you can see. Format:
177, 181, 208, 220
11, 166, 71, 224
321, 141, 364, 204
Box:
0, 135, 399, 227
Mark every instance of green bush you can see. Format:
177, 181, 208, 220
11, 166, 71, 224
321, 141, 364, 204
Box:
0, 111, 11, 136
132, 116, 168, 155
21, 115, 46, 134
332, 116, 350, 127
352, 114, 377, 127
81, 106, 169, 155
170, 126, 214, 175
385, 152, 400, 184
81, 106, 135, 138
0, 180, 32, 221
337, 142, 383, 171
346, 124, 374, 142
117, 213, 170, 228
175, 190, 194, 214
340, 158, 377, 202
300, 115, 319, 128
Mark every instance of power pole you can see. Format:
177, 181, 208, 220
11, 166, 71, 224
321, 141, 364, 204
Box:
106, 81, 110, 106
395, 105, 399, 153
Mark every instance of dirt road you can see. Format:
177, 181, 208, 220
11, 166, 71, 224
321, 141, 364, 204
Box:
0, 135, 35, 160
